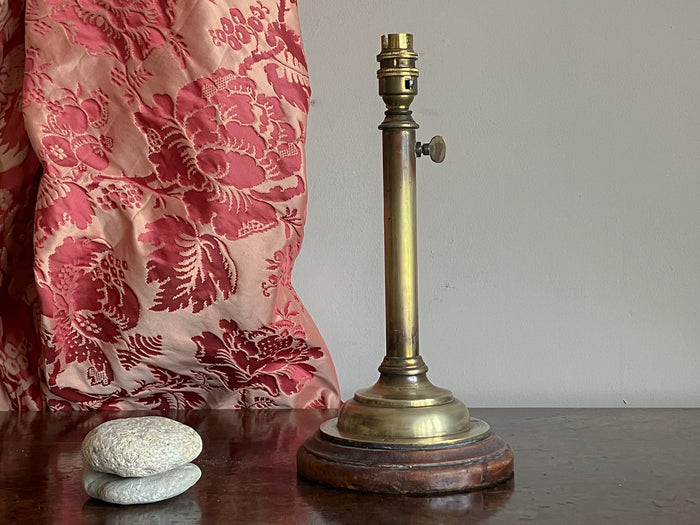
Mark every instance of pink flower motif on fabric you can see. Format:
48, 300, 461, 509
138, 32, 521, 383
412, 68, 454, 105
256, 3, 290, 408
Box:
47, 0, 189, 67
35, 168, 95, 236
41, 237, 140, 387
135, 68, 306, 241
210, 3, 311, 113
1, 0, 340, 410
39, 87, 111, 171
33, 87, 112, 236
193, 318, 323, 401
262, 243, 299, 297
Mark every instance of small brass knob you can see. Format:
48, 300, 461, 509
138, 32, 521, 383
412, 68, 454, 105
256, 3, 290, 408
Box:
416, 136, 446, 163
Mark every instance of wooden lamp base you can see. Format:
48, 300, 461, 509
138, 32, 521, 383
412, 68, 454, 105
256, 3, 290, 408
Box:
297, 418, 514, 494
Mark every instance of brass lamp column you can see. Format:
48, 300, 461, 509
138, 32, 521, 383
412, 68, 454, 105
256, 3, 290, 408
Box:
297, 34, 514, 494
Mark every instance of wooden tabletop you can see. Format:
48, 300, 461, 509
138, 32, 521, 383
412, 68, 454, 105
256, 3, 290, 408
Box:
1, 408, 698, 524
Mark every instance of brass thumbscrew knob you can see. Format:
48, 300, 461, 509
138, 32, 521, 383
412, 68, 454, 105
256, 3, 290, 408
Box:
416, 136, 446, 163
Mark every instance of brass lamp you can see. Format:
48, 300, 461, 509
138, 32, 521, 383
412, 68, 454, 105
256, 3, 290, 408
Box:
297, 33, 514, 494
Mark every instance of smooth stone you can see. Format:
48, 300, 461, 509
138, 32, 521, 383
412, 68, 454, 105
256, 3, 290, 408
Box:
82, 463, 202, 505
81, 416, 202, 477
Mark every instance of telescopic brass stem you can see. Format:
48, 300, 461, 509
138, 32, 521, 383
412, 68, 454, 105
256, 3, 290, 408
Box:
382, 117, 419, 362
378, 34, 420, 365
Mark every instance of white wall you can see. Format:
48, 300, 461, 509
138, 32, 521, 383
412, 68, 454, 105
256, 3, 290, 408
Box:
295, 1, 700, 407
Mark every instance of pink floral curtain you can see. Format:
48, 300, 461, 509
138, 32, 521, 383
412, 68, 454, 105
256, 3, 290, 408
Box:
0, 0, 339, 410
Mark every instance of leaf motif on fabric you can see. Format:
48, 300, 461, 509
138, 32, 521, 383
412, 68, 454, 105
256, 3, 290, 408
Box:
48, 0, 190, 68
0, 30, 31, 159
129, 390, 208, 411
261, 244, 299, 298
306, 398, 329, 409
35, 177, 95, 234
46, 385, 129, 409
117, 363, 212, 410
139, 216, 238, 313
22, 47, 52, 106
110, 67, 154, 106
271, 301, 307, 340
261, 13, 310, 112
235, 395, 276, 409
279, 206, 303, 239
117, 334, 163, 371
264, 61, 309, 113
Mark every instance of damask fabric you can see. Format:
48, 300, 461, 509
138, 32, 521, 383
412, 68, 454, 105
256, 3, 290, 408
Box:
0, 0, 340, 410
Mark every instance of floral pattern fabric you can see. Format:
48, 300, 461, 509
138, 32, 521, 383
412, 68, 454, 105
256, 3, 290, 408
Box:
0, 0, 339, 410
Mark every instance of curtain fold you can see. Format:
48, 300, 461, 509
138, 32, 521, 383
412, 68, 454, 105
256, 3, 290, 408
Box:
0, 0, 339, 410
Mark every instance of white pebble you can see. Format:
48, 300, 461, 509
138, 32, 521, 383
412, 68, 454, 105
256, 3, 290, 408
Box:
83, 463, 201, 505
81, 416, 202, 477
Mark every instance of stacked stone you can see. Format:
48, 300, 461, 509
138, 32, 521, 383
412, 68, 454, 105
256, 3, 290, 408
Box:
81, 416, 203, 505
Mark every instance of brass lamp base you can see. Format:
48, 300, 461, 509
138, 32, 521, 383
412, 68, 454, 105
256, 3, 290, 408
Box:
297, 417, 514, 494
297, 360, 514, 494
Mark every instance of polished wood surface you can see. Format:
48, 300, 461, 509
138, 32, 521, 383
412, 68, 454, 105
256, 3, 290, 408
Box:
1, 408, 698, 524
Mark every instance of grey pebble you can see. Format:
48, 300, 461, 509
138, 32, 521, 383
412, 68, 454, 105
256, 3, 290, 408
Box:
83, 463, 202, 505
81, 416, 202, 477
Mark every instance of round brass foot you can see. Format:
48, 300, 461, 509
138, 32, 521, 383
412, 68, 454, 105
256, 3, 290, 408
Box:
297, 419, 514, 494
